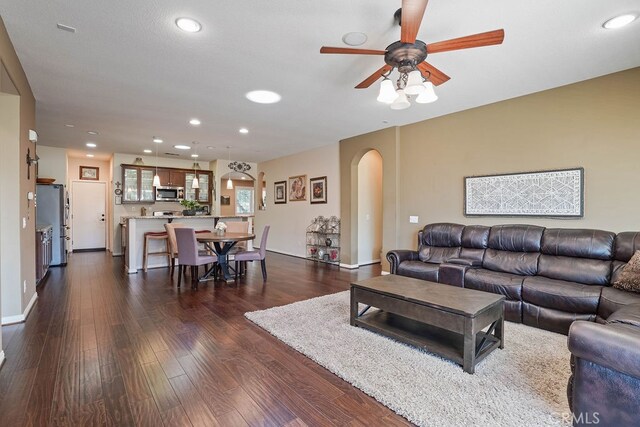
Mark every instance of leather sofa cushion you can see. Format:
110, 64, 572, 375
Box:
464, 268, 523, 300
397, 261, 439, 282
418, 246, 460, 264
461, 225, 490, 249
598, 286, 640, 321
459, 247, 485, 262
607, 303, 640, 328
488, 225, 544, 252
541, 228, 615, 260
504, 300, 522, 323
614, 231, 640, 262
523, 304, 594, 335
538, 255, 611, 285
522, 276, 602, 314
611, 260, 627, 283
421, 223, 463, 247
483, 249, 539, 275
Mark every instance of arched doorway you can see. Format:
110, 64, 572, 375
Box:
356, 150, 383, 266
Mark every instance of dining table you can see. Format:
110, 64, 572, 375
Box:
196, 231, 255, 282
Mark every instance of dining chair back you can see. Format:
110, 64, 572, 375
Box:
225, 221, 250, 249
174, 227, 217, 288
234, 225, 270, 282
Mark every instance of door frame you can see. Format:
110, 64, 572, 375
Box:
70, 180, 107, 252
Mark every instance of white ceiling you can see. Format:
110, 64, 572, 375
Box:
1, 1, 639, 163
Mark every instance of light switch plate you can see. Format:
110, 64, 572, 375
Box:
409, 216, 419, 224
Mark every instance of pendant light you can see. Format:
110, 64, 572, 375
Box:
191, 141, 199, 189
152, 138, 161, 187
226, 146, 233, 190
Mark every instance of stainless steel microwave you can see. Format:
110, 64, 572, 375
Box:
155, 186, 184, 202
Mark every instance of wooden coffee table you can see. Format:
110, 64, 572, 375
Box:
351, 275, 505, 374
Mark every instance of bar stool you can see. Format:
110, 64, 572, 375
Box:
143, 231, 171, 272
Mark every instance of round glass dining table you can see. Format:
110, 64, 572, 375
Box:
196, 232, 255, 282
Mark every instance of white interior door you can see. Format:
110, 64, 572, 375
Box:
71, 181, 106, 250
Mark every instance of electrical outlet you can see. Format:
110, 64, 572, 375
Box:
409, 216, 419, 224
22, 217, 27, 228
23, 280, 27, 293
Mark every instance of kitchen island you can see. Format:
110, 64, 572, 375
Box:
121, 214, 253, 273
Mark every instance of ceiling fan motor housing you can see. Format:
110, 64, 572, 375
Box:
384, 40, 428, 73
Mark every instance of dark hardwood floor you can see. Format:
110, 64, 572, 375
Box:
0, 251, 413, 426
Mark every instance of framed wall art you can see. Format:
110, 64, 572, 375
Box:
464, 168, 584, 217
288, 175, 307, 202
79, 165, 99, 180
310, 176, 327, 204
274, 181, 287, 204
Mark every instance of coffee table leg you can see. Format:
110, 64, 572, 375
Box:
463, 318, 476, 374
497, 313, 505, 349
350, 288, 357, 326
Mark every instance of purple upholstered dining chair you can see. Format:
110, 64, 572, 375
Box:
234, 225, 270, 282
174, 227, 217, 288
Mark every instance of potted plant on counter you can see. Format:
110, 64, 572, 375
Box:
180, 199, 200, 216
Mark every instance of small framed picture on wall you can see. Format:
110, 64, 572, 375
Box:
274, 181, 287, 204
79, 165, 99, 180
310, 176, 327, 204
288, 175, 307, 202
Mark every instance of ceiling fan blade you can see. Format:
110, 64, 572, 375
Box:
355, 65, 393, 89
400, 0, 430, 43
417, 62, 450, 86
426, 29, 505, 54
320, 47, 386, 55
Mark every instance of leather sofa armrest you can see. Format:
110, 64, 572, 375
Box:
446, 258, 482, 267
568, 320, 640, 379
438, 262, 481, 287
386, 250, 419, 274
606, 303, 640, 327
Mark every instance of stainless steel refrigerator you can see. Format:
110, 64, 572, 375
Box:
36, 184, 68, 266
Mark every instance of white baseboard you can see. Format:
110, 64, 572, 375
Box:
358, 259, 381, 267
1, 292, 38, 325
381, 271, 390, 275
0, 351, 5, 369
339, 263, 359, 269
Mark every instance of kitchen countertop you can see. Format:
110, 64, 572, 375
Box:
36, 223, 53, 232
121, 214, 254, 220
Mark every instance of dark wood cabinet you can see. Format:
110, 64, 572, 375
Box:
155, 169, 186, 187
122, 165, 155, 203
121, 164, 213, 205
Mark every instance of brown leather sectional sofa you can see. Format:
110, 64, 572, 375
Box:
387, 223, 640, 426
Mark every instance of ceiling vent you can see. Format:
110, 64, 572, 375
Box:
56, 23, 76, 33
164, 152, 180, 156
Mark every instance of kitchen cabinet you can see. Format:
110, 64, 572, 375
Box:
122, 165, 156, 203
156, 169, 185, 187
36, 225, 53, 284
185, 172, 211, 203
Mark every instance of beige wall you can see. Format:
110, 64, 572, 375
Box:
254, 143, 340, 258
0, 17, 37, 325
357, 150, 383, 265
36, 145, 67, 184
220, 179, 254, 216
340, 67, 640, 262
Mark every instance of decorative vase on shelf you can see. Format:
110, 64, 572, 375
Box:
325, 237, 332, 247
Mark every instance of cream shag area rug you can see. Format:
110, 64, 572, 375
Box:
245, 291, 571, 427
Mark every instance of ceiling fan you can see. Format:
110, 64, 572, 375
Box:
320, 0, 505, 109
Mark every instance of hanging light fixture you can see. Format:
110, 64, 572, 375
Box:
226, 146, 233, 190
191, 142, 200, 189
377, 67, 437, 110
152, 138, 161, 187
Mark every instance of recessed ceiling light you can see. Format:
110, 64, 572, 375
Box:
189, 118, 201, 126
64, 124, 74, 128
144, 149, 152, 153
239, 128, 249, 134
86, 142, 97, 148
176, 18, 202, 33
246, 90, 282, 104
191, 154, 199, 158
87, 131, 98, 135
207, 146, 214, 149
342, 32, 368, 46
153, 137, 163, 143
174, 145, 191, 150
603, 13, 637, 29
86, 154, 94, 158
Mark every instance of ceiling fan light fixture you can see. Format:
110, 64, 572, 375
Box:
415, 81, 438, 104
390, 89, 410, 110
404, 70, 426, 95
377, 79, 399, 104
603, 14, 637, 29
